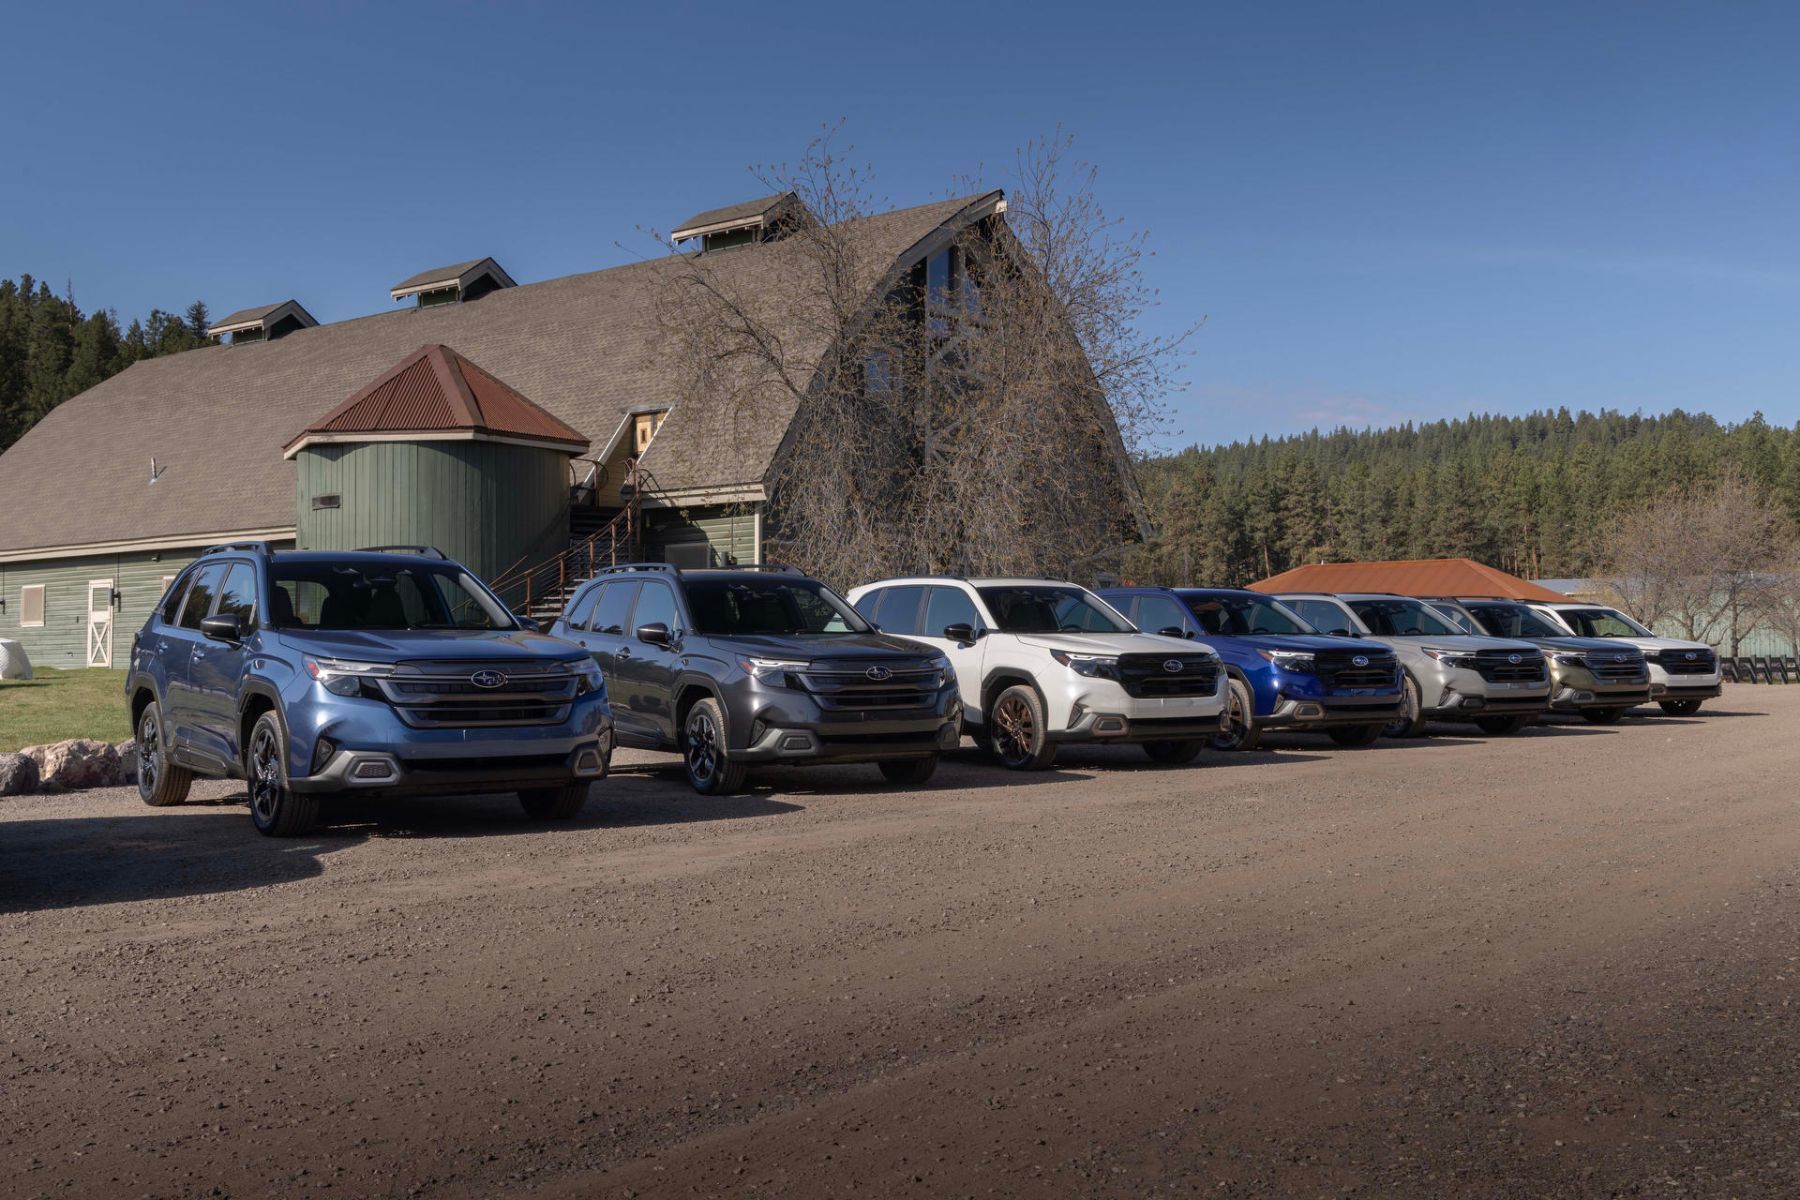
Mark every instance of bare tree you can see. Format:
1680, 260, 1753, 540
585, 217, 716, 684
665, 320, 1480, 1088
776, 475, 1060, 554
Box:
655, 132, 1192, 588
1601, 472, 1796, 654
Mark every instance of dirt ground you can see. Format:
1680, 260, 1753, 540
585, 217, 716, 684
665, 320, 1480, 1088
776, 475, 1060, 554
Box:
4, 689, 1798, 1199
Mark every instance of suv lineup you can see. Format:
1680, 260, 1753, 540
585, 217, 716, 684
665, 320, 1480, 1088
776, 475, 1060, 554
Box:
1526, 600, 1721, 716
1426, 598, 1655, 724
126, 544, 612, 836
1273, 593, 1551, 736
549, 564, 961, 794
1098, 587, 1405, 750
845, 577, 1227, 769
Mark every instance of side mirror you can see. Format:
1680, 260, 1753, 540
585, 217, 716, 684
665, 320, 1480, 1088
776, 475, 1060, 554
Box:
513, 614, 543, 633
637, 622, 672, 647
1156, 626, 1187, 639
200, 613, 243, 643
942, 623, 975, 643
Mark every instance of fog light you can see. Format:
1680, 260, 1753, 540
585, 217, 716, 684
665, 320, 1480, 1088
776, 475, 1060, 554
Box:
350, 757, 394, 780
1293, 702, 1324, 720
780, 734, 812, 751
310, 737, 336, 774
1093, 716, 1127, 735
1460, 696, 1482, 709
574, 747, 604, 777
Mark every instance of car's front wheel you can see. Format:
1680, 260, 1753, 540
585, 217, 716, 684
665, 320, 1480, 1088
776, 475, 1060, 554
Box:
878, 756, 939, 785
519, 782, 589, 820
682, 697, 748, 795
135, 700, 192, 808
1384, 675, 1427, 738
246, 711, 317, 837
1210, 678, 1262, 752
988, 685, 1057, 770
1658, 698, 1703, 716
1142, 739, 1205, 764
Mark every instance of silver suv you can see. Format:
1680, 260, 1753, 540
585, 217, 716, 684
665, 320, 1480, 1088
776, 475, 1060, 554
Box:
1275, 592, 1550, 736
1528, 601, 1721, 716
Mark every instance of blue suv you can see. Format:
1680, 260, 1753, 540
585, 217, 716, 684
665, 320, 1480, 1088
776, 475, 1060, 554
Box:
125, 543, 612, 836
1098, 587, 1404, 749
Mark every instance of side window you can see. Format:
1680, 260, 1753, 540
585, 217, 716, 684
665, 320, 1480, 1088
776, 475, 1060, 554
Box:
177, 564, 227, 630
875, 586, 927, 636
631, 581, 680, 633
160, 571, 196, 624
1293, 600, 1352, 635
563, 584, 601, 630
589, 581, 639, 635
215, 563, 259, 627
923, 586, 980, 637
1134, 594, 1191, 636
853, 589, 886, 623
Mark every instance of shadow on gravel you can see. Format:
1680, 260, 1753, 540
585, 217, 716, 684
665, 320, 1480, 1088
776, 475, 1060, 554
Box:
338, 785, 804, 837
0, 806, 362, 914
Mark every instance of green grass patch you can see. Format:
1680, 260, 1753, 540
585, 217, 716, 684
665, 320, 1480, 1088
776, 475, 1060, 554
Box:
0, 667, 131, 753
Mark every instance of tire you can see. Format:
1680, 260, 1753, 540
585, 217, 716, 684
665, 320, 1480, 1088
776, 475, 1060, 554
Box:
519, 782, 589, 820
1474, 714, 1534, 735
1384, 674, 1427, 738
682, 697, 749, 795
1142, 739, 1205, 765
1579, 706, 1627, 725
245, 711, 317, 837
878, 756, 939, 785
1327, 723, 1383, 747
135, 700, 192, 808
1211, 677, 1263, 751
987, 684, 1057, 770
1658, 699, 1703, 716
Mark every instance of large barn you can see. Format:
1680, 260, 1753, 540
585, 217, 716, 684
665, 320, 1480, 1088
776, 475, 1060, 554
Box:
0, 191, 1141, 668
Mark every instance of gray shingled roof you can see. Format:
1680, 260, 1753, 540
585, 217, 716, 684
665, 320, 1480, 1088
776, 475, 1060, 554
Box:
0, 194, 993, 553
390, 258, 495, 294
211, 301, 290, 327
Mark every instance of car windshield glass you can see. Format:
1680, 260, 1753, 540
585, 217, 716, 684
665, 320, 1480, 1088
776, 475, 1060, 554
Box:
1346, 598, 1461, 638
270, 561, 514, 631
1183, 593, 1308, 636
976, 586, 1131, 633
683, 576, 870, 636
1563, 607, 1651, 638
1465, 602, 1564, 639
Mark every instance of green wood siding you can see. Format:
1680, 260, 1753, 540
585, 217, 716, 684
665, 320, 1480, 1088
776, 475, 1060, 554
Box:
0, 542, 292, 670
296, 441, 569, 581
646, 505, 760, 567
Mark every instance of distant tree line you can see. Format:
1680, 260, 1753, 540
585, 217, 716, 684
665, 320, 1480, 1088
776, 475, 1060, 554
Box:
0, 276, 215, 452
1128, 409, 1800, 587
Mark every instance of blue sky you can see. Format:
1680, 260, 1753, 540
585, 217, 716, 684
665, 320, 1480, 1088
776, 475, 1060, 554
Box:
5, 1, 1795, 449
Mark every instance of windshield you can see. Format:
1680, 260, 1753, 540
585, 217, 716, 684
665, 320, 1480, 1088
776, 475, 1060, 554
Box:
976, 585, 1132, 634
1561, 607, 1652, 638
684, 576, 871, 636
271, 561, 515, 631
1346, 598, 1461, 638
1464, 602, 1565, 639
1184, 593, 1309, 636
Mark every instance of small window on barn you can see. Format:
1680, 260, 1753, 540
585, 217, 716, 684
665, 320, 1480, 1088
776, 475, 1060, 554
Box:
312, 493, 342, 510
19, 584, 46, 627
633, 411, 667, 454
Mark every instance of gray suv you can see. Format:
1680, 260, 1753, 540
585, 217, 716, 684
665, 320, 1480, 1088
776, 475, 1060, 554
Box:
1276, 592, 1551, 736
550, 564, 962, 794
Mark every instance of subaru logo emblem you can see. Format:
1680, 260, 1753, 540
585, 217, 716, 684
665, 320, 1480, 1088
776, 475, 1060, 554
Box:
1351, 655, 1369, 667
1613, 654, 1627, 663
1685, 651, 1697, 661
470, 669, 507, 689
865, 665, 893, 681
1163, 659, 1184, 673
1508, 653, 1521, 664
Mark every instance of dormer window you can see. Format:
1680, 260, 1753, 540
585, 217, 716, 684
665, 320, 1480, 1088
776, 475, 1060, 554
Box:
670, 193, 803, 252
389, 257, 516, 308
207, 299, 318, 345
633, 409, 667, 454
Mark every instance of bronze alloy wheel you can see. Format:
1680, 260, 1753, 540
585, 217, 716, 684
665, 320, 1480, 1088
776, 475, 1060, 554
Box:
1211, 680, 1257, 751
991, 692, 1038, 767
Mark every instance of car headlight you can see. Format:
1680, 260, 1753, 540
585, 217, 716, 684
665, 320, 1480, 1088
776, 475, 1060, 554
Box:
1421, 648, 1480, 670
739, 656, 809, 685
1256, 649, 1315, 673
560, 658, 606, 696
926, 654, 954, 687
305, 657, 394, 697
1050, 650, 1121, 680
1547, 651, 1588, 668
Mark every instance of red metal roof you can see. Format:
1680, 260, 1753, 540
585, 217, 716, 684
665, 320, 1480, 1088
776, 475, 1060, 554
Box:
1249, 558, 1570, 603
283, 344, 589, 455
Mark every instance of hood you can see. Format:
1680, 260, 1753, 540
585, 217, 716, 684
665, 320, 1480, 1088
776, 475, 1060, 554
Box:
1378, 633, 1542, 654
272, 627, 584, 664
705, 631, 944, 661
1604, 635, 1713, 653
1015, 631, 1214, 657
1226, 632, 1391, 655
1527, 636, 1646, 656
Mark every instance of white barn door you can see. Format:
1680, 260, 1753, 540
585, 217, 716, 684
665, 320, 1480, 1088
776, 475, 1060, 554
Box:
87, 580, 114, 668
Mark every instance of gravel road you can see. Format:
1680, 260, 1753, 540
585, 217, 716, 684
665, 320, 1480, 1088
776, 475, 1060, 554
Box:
4, 691, 1798, 1199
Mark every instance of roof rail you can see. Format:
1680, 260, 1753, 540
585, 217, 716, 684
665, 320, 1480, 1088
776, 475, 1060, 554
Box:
594, 562, 681, 577
592, 562, 807, 577
201, 540, 273, 557
356, 544, 448, 559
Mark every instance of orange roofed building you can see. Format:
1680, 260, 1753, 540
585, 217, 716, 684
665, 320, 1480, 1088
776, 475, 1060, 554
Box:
1248, 557, 1570, 602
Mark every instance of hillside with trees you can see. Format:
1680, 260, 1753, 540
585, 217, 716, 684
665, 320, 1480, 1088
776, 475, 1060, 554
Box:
0, 276, 214, 452
1129, 409, 1800, 587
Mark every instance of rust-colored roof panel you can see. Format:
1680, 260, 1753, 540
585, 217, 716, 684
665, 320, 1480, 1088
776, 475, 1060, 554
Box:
1249, 558, 1570, 602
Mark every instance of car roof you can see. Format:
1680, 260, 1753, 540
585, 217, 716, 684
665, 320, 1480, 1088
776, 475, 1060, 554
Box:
259, 549, 462, 567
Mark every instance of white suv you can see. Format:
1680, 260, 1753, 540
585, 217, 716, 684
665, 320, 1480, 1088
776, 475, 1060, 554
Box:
845, 577, 1228, 769
1527, 601, 1723, 716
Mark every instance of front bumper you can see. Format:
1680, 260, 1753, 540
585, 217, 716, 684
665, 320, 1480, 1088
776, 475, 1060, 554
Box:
1419, 665, 1551, 719
1653, 681, 1723, 700
729, 684, 963, 765
291, 736, 610, 796
1547, 683, 1652, 711
1042, 674, 1229, 743
1258, 694, 1407, 729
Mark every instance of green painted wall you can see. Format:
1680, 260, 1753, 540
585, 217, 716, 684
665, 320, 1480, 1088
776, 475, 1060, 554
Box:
0, 542, 293, 670
296, 440, 570, 581
646, 505, 759, 567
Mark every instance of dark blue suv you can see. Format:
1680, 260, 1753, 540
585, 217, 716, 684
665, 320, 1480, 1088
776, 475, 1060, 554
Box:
1098, 587, 1404, 749
125, 543, 612, 836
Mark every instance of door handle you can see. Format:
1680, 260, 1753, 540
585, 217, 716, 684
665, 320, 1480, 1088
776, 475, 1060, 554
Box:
618, 647, 633, 658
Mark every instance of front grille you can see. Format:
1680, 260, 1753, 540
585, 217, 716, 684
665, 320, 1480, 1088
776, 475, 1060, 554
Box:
1653, 649, 1716, 675
794, 660, 943, 713
1116, 654, 1220, 698
1473, 650, 1549, 684
396, 753, 569, 773
1588, 653, 1648, 681
1314, 650, 1398, 689
817, 730, 942, 746
376, 660, 577, 728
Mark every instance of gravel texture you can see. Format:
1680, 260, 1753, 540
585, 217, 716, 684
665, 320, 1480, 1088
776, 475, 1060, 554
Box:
3, 691, 1797, 1198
